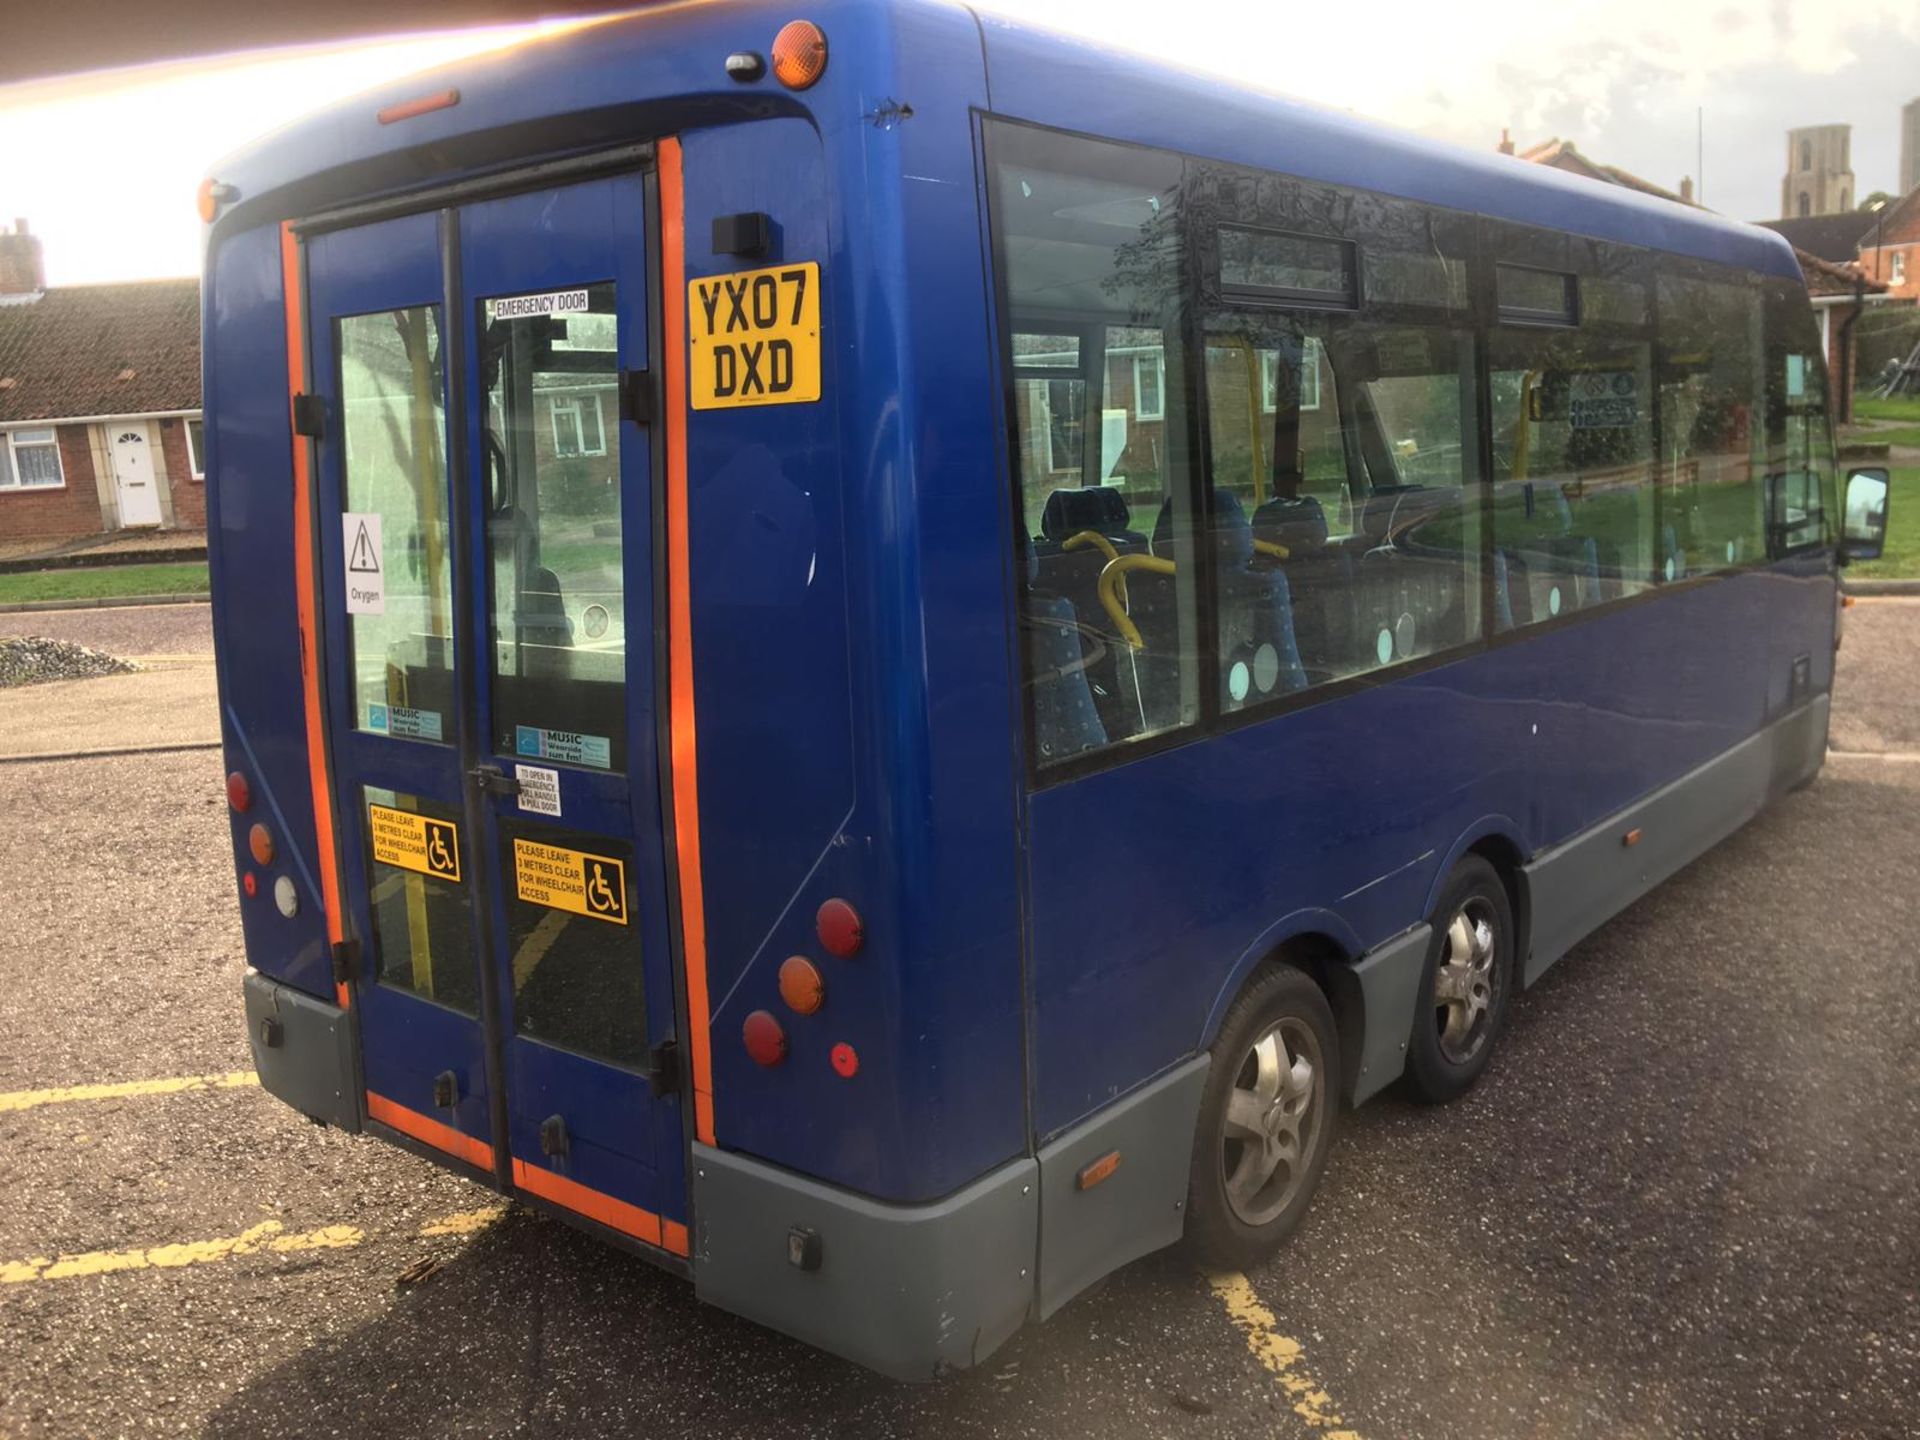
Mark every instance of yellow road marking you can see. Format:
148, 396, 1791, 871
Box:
2, 1206, 509, 1286
0, 1071, 258, 1113
1208, 1271, 1363, 1438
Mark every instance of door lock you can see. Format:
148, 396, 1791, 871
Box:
470, 764, 520, 797
539, 1114, 570, 1159
432, 1070, 459, 1110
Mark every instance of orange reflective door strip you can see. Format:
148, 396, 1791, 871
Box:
659, 139, 716, 1147
281, 221, 350, 1011
366, 1091, 494, 1170
511, 1159, 684, 1254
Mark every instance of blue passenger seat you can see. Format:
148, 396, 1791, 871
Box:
1022, 540, 1107, 761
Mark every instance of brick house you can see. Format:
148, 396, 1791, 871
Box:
0, 220, 204, 547
1853, 187, 1920, 302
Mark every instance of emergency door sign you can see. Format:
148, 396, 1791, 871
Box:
688, 261, 821, 410
513, 839, 628, 925
369, 804, 461, 882
343, 512, 384, 615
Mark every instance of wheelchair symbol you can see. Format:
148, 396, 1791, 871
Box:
585, 860, 623, 920
424, 821, 459, 879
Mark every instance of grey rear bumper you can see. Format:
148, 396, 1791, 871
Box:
242, 970, 360, 1131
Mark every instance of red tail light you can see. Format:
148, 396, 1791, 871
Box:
816, 899, 863, 958
743, 1010, 787, 1066
226, 771, 252, 812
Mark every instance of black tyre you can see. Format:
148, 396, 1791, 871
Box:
1401, 855, 1515, 1105
1185, 965, 1340, 1271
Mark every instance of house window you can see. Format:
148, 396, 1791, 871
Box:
1133, 352, 1165, 421
185, 417, 207, 479
550, 394, 606, 458
1894, 251, 1909, 285
1261, 341, 1323, 413
1797, 192, 1811, 218
0, 428, 65, 490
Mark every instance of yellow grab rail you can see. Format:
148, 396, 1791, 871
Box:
1252, 538, 1291, 560
1098, 554, 1176, 649
1060, 529, 1120, 562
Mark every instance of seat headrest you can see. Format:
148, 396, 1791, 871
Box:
1154, 489, 1254, 567
1041, 485, 1133, 542
1253, 495, 1329, 552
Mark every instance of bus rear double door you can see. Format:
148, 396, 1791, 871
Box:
304, 171, 688, 1253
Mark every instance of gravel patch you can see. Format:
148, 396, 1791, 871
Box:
0, 636, 138, 688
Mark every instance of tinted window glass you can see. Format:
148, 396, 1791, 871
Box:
1657, 269, 1766, 575
1219, 227, 1358, 306
991, 122, 1200, 769
1763, 279, 1835, 556
1490, 309, 1656, 624
1209, 313, 1482, 696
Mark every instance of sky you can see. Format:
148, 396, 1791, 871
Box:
3, 0, 1919, 286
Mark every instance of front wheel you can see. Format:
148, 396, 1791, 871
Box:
1185, 966, 1340, 1271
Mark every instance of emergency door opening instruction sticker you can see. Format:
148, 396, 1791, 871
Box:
369, 804, 461, 882
514, 839, 628, 925
688, 261, 821, 410
514, 764, 562, 818
343, 512, 384, 614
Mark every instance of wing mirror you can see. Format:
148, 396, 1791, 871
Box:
1842, 467, 1890, 564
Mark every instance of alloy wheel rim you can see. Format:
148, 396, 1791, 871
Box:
1220, 1017, 1322, 1226
1434, 896, 1500, 1065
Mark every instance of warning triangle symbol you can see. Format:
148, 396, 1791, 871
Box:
348, 522, 381, 574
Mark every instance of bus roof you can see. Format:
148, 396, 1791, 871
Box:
207, 0, 1802, 285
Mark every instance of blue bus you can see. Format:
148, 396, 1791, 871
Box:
204, 0, 1890, 1380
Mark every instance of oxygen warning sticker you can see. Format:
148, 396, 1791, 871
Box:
513, 839, 628, 926
369, 804, 461, 883
688, 261, 821, 410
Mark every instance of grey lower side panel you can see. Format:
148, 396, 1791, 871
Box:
1523, 695, 1829, 986
1347, 923, 1432, 1105
242, 971, 360, 1132
691, 1143, 1038, 1382
1035, 1055, 1210, 1321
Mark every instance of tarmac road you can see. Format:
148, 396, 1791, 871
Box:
0, 601, 1915, 1439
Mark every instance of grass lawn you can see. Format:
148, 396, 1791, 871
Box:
0, 561, 210, 605
1847, 466, 1920, 580
1851, 393, 1920, 426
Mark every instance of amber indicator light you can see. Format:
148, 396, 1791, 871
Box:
377, 88, 461, 125
1077, 1150, 1122, 1190
778, 956, 825, 1015
1622, 828, 1643, 848
248, 823, 274, 866
770, 21, 828, 90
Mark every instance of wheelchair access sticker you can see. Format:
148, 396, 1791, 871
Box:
513, 839, 628, 926
368, 804, 461, 883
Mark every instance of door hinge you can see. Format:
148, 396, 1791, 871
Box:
619, 368, 655, 426
330, 939, 358, 986
470, 764, 520, 797
291, 392, 326, 439
646, 1039, 681, 1097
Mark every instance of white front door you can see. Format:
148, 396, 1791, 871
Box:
110, 423, 163, 528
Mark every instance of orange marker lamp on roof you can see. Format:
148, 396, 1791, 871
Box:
771, 21, 828, 90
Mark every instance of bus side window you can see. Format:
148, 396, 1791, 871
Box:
1490, 272, 1657, 621
1656, 268, 1766, 577
991, 123, 1201, 771
1762, 276, 1837, 557
1206, 314, 1481, 703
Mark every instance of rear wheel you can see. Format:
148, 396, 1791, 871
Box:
1185, 966, 1340, 1271
1402, 855, 1514, 1104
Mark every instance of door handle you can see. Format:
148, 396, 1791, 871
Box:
470, 764, 520, 797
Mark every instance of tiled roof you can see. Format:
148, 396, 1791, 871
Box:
1515, 139, 1688, 204
1792, 247, 1889, 297
1755, 212, 1878, 264
0, 278, 200, 425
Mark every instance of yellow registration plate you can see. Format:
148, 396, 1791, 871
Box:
688, 261, 821, 410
